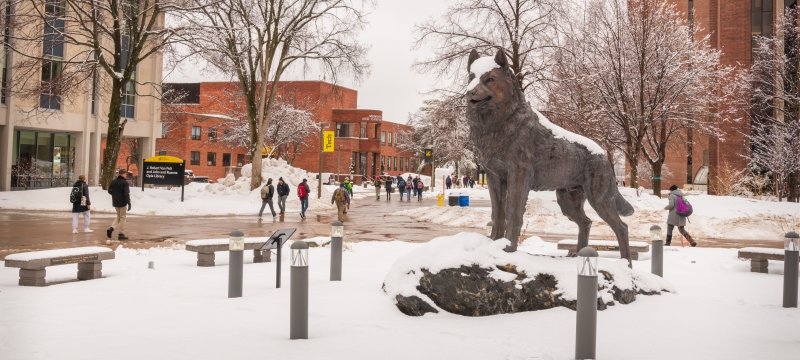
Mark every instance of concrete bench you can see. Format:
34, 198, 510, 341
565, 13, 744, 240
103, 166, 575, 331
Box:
738, 247, 795, 273
185, 237, 272, 267
4, 246, 115, 286
557, 240, 650, 260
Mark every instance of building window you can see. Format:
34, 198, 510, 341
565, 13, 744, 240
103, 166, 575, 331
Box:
158, 150, 167, 156
381, 131, 386, 144
40, 0, 65, 110
388, 133, 393, 146
222, 153, 231, 166
751, 0, 773, 37
360, 123, 367, 138
223, 128, 231, 140
337, 123, 351, 137
190, 151, 200, 165
160, 123, 168, 139
236, 154, 245, 166
1, 4, 10, 105
207, 152, 216, 166
191, 126, 201, 140
121, 74, 135, 119
208, 128, 218, 141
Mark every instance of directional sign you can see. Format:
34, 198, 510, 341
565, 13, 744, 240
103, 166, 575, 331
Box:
424, 148, 433, 164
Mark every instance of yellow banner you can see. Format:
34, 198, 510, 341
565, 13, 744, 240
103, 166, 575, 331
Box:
323, 131, 335, 152
144, 155, 183, 164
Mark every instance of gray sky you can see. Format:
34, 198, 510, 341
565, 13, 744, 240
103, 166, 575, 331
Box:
165, 0, 453, 124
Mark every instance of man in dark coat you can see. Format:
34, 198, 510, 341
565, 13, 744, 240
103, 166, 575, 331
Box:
71, 175, 92, 234
107, 169, 131, 240
276, 177, 290, 215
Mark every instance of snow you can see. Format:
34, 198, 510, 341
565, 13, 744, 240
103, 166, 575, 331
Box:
534, 109, 606, 155
557, 239, 649, 247
4, 247, 113, 262
185, 237, 271, 247
739, 247, 786, 256
467, 56, 500, 91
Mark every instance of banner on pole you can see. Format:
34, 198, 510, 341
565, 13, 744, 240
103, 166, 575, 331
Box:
323, 131, 335, 152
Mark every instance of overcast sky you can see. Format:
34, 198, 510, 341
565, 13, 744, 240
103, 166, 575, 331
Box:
165, 0, 454, 124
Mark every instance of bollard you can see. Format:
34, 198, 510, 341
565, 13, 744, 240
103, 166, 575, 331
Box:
148, 261, 155, 270
228, 230, 245, 298
784, 231, 799, 308
575, 247, 598, 360
330, 221, 344, 281
290, 241, 309, 339
650, 225, 663, 277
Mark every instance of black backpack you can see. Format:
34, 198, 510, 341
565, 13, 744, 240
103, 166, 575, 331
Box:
69, 184, 82, 204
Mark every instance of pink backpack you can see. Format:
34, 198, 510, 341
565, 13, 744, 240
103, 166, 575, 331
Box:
675, 195, 693, 217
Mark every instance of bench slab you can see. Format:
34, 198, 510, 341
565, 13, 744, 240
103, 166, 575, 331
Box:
557, 240, 650, 260
185, 238, 271, 267
4, 246, 115, 286
738, 247, 796, 273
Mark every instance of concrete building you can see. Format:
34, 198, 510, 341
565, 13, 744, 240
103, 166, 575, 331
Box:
0, 4, 162, 191
158, 81, 416, 183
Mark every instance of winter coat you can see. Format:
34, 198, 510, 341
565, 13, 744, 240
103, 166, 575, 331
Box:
665, 189, 687, 227
331, 187, 350, 205
71, 180, 91, 213
384, 178, 393, 190
108, 176, 131, 208
277, 182, 290, 197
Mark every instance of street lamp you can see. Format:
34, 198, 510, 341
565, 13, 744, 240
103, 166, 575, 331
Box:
784, 231, 799, 308
330, 221, 344, 281
228, 230, 245, 298
575, 246, 598, 360
290, 241, 309, 339
650, 225, 663, 277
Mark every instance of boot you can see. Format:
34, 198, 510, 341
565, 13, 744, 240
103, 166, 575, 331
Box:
665, 234, 672, 246
118, 233, 129, 240
106, 227, 114, 239
685, 233, 697, 247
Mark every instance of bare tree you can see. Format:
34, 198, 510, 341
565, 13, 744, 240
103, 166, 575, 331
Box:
182, 0, 369, 189
414, 0, 562, 95
3, 0, 191, 188
404, 93, 474, 173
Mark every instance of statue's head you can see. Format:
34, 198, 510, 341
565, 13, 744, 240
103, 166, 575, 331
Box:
466, 49, 521, 121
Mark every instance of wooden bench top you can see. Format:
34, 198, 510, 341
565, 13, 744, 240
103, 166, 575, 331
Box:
185, 237, 270, 252
557, 240, 649, 251
738, 247, 787, 261
5, 247, 115, 269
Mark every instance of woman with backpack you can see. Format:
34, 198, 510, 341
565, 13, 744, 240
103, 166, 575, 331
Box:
664, 184, 697, 247
405, 176, 413, 201
70, 175, 92, 234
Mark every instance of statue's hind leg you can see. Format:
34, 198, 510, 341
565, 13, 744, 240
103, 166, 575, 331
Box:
586, 187, 631, 266
556, 188, 592, 253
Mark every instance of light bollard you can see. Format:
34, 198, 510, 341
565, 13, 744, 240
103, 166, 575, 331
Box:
228, 230, 245, 298
330, 221, 344, 281
784, 231, 799, 308
290, 241, 309, 339
575, 247, 598, 360
486, 221, 493, 237
650, 225, 663, 277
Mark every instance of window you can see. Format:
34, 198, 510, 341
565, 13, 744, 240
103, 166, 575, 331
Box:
207, 152, 216, 166
160, 123, 168, 139
381, 131, 386, 144
393, 156, 397, 170
190, 151, 200, 165
360, 123, 367, 138
208, 128, 218, 141
191, 126, 201, 140
388, 133, 393, 146
337, 123, 351, 137
121, 74, 135, 118
2, 4, 10, 104
158, 150, 167, 156
236, 154, 245, 167
223, 128, 231, 140
40, 0, 65, 110
222, 153, 231, 167
751, 0, 773, 37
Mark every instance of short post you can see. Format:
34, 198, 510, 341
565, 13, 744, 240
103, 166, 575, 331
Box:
228, 230, 245, 298
576, 247, 598, 360
290, 241, 309, 339
330, 221, 344, 281
486, 221, 493, 237
784, 231, 799, 308
650, 225, 663, 277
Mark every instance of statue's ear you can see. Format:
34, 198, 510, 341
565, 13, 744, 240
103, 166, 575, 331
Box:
468, 49, 480, 74
494, 49, 508, 68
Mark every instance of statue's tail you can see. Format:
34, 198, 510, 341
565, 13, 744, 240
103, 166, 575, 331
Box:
615, 191, 634, 217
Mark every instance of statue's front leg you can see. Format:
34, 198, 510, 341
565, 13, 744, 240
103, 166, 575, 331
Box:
503, 169, 530, 252
486, 171, 506, 240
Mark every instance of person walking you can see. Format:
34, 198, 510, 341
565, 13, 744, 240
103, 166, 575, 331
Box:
664, 184, 697, 247
258, 178, 277, 219
405, 176, 413, 202
445, 175, 452, 189
374, 176, 382, 200
70, 175, 92, 234
397, 176, 407, 201
415, 178, 424, 201
344, 177, 353, 197
107, 169, 131, 240
297, 178, 311, 219
384, 176, 393, 200
331, 183, 350, 222
276, 177, 290, 216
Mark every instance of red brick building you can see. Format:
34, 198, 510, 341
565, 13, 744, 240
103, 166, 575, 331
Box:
157, 81, 416, 182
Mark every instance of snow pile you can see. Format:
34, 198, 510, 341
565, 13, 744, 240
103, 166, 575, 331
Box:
382, 233, 672, 307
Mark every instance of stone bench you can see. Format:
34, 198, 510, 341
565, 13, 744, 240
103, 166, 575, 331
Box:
738, 247, 795, 273
557, 240, 650, 260
4, 246, 115, 286
185, 237, 272, 267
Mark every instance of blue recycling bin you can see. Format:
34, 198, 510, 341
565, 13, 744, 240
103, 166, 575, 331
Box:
459, 194, 469, 207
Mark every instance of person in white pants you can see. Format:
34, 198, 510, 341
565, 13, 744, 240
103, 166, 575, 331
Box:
70, 175, 93, 234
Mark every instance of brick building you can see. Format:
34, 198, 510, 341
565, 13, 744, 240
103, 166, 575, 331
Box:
157, 81, 416, 182
660, 0, 796, 192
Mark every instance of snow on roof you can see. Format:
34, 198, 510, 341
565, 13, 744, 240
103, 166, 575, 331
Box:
534, 109, 606, 156
467, 56, 499, 91
5, 247, 113, 261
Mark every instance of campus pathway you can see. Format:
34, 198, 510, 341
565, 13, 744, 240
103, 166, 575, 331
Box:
0, 193, 783, 259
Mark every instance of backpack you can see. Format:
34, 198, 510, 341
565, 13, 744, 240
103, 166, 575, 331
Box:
335, 189, 345, 203
298, 184, 308, 198
69, 184, 82, 204
417, 181, 424, 190
397, 179, 406, 189
675, 195, 693, 217
260, 185, 269, 200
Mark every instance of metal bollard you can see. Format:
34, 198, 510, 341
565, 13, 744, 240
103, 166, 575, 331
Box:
290, 241, 309, 339
650, 225, 663, 277
228, 230, 244, 298
330, 221, 344, 281
784, 231, 799, 308
575, 247, 598, 360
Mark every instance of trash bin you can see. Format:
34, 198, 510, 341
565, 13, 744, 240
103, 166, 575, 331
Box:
436, 194, 444, 207
459, 194, 469, 207
448, 194, 459, 206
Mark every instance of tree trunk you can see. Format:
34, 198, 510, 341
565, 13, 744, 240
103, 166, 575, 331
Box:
628, 158, 639, 188
651, 162, 663, 198
99, 80, 125, 189
788, 171, 799, 202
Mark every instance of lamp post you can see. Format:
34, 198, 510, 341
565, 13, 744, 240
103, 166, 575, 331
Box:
650, 225, 663, 277
330, 221, 344, 281
228, 230, 245, 298
290, 241, 309, 339
486, 221, 493, 237
784, 231, 799, 308
575, 246, 598, 360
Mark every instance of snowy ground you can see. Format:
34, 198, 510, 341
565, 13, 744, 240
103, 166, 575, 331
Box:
1, 234, 798, 360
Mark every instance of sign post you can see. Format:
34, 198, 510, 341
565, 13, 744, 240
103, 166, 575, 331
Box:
141, 155, 186, 202
424, 148, 434, 188
319, 129, 335, 199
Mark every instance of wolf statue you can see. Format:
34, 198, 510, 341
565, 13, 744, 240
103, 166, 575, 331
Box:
466, 49, 635, 264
